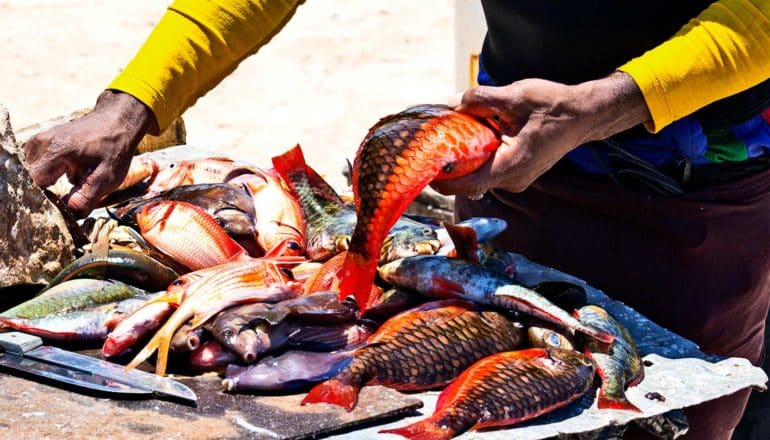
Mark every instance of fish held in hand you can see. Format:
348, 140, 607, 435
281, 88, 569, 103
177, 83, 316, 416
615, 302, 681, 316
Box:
575, 305, 644, 412
338, 104, 500, 312
137, 200, 247, 271
301, 299, 523, 411
381, 348, 595, 440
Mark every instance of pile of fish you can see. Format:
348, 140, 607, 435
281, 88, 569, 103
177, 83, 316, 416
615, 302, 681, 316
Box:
2, 104, 646, 439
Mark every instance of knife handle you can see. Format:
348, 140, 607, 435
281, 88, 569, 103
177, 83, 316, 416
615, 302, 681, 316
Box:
0, 332, 43, 354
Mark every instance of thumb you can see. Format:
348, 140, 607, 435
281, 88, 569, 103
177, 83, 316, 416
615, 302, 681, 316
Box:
63, 165, 114, 218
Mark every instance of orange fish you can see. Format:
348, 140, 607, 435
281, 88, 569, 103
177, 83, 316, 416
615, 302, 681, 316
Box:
116, 156, 158, 192
136, 200, 248, 271
381, 348, 595, 440
228, 170, 306, 257
301, 299, 523, 411
338, 104, 500, 312
146, 157, 257, 195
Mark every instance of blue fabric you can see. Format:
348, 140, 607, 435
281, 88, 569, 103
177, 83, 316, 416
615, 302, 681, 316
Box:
476, 53, 770, 175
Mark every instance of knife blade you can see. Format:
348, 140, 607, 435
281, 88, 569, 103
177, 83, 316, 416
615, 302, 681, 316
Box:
0, 332, 197, 405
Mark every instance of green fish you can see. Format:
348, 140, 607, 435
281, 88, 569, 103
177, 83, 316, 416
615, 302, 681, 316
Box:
575, 305, 644, 412
2, 279, 148, 320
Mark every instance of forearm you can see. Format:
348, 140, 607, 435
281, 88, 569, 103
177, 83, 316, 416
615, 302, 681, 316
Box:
108, 0, 304, 133
618, 0, 770, 132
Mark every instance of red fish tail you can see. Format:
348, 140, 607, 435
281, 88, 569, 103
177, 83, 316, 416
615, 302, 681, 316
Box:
301, 377, 360, 412
337, 251, 378, 314
272, 144, 342, 203
379, 417, 455, 440
598, 389, 642, 412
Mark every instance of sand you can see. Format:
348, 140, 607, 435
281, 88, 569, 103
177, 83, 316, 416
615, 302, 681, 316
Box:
0, 0, 455, 191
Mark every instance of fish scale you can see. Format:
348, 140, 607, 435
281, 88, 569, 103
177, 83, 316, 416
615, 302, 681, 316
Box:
339, 104, 500, 312
301, 299, 523, 411
382, 348, 595, 440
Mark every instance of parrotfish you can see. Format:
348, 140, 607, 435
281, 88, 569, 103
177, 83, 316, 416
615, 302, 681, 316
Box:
272, 144, 439, 263
381, 348, 595, 440
301, 299, 523, 411
337, 104, 500, 312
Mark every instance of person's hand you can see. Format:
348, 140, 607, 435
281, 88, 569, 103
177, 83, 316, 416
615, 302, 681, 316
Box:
23, 90, 155, 217
431, 71, 651, 196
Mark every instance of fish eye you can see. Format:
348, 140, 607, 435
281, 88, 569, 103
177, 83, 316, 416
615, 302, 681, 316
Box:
547, 333, 561, 347
169, 163, 177, 169
171, 279, 186, 287
287, 241, 301, 251
223, 329, 233, 339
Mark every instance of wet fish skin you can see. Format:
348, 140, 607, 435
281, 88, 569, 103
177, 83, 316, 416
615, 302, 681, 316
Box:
436, 217, 508, 255
1, 279, 148, 320
146, 157, 257, 195
301, 299, 524, 411
223, 348, 356, 393
273, 145, 440, 263
170, 322, 207, 352
528, 326, 575, 351
189, 340, 239, 373
0, 295, 156, 342
136, 200, 247, 271
43, 248, 179, 293
381, 348, 595, 440
286, 320, 375, 352
575, 305, 644, 412
103, 300, 175, 358
338, 104, 500, 312
378, 256, 614, 344
125, 258, 300, 375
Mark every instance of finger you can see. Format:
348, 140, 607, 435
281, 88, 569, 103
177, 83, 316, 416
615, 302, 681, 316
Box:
23, 133, 48, 165
29, 155, 69, 189
454, 86, 510, 120
63, 165, 116, 218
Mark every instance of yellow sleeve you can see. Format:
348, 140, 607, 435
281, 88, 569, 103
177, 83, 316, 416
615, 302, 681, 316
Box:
618, 0, 770, 132
108, 0, 303, 133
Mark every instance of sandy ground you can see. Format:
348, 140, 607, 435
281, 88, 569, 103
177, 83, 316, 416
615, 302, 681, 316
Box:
0, 0, 454, 191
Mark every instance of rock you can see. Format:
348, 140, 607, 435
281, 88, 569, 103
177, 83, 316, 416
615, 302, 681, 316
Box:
0, 104, 76, 287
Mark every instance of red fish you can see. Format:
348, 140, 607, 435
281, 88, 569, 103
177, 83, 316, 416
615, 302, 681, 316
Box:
146, 157, 256, 195
338, 104, 500, 312
381, 348, 595, 440
301, 299, 523, 411
136, 200, 248, 271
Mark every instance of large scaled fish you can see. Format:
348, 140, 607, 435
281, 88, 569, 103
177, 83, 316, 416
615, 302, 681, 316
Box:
136, 200, 249, 271
124, 259, 301, 375
575, 305, 644, 412
381, 348, 595, 440
301, 299, 524, 411
272, 144, 439, 263
337, 104, 500, 312
378, 224, 613, 344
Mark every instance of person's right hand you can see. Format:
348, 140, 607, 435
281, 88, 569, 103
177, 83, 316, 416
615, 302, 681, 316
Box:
23, 90, 155, 218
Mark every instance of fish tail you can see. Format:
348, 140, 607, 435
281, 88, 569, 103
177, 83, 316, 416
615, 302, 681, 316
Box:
337, 251, 378, 313
301, 377, 360, 412
598, 389, 642, 412
124, 325, 173, 376
379, 417, 455, 440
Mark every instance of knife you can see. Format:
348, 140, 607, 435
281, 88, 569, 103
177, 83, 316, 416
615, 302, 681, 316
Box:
0, 332, 197, 405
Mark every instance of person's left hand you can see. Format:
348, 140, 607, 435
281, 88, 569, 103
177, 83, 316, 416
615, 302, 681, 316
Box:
431, 72, 651, 196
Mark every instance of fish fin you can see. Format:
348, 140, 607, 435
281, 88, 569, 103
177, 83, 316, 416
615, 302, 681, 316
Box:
598, 389, 642, 412
124, 331, 161, 372
442, 223, 480, 264
337, 251, 378, 314
272, 144, 344, 204
430, 276, 465, 299
301, 377, 360, 412
124, 321, 174, 375
144, 291, 183, 307
379, 418, 455, 440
